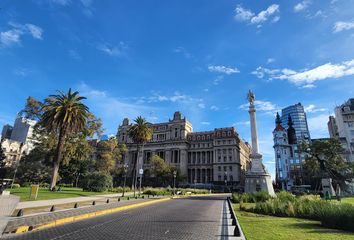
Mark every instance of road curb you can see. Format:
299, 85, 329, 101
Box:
12, 197, 171, 234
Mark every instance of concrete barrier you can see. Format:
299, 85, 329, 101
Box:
0, 194, 20, 235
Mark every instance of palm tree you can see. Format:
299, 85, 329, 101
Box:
128, 116, 152, 196
40, 89, 89, 191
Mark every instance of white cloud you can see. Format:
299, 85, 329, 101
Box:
25, 24, 43, 39
294, 1, 311, 12
234, 5, 255, 21
234, 4, 280, 25
69, 49, 81, 60
208, 65, 239, 75
97, 42, 128, 57
0, 29, 21, 46
198, 103, 205, 109
0, 22, 43, 47
307, 114, 330, 138
250, 4, 280, 24
252, 59, 354, 88
333, 21, 354, 33
213, 75, 224, 85
267, 58, 275, 64
239, 100, 279, 114
210, 105, 219, 111
201, 121, 210, 125
173, 47, 192, 59
304, 104, 327, 113
13, 68, 32, 77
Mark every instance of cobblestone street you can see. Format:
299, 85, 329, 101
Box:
5, 195, 226, 240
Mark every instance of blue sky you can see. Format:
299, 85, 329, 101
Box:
1, 0, 354, 179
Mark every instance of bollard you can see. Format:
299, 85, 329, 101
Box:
232, 218, 237, 226
234, 226, 241, 237
28, 226, 34, 231
106, 199, 110, 203
142, 195, 145, 199
127, 197, 130, 200
135, 196, 138, 199
92, 201, 96, 205
50, 205, 55, 212
118, 197, 121, 202
148, 195, 150, 198
17, 209, 24, 217
74, 203, 78, 208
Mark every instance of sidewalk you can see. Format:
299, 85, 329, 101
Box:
16, 192, 134, 209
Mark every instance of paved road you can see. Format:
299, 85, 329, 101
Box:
6, 195, 227, 240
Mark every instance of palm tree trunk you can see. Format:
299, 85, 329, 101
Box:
50, 127, 67, 191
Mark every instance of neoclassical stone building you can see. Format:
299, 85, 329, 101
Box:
117, 112, 251, 187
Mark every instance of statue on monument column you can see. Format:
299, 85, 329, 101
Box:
247, 90, 255, 105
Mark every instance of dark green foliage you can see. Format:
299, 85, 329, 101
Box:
245, 193, 354, 232
231, 192, 271, 203
0, 145, 7, 180
81, 171, 113, 192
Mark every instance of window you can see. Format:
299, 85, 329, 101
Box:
224, 156, 227, 162
229, 156, 232, 162
224, 166, 227, 171
218, 166, 221, 171
218, 175, 221, 181
175, 128, 178, 138
229, 166, 232, 171
218, 156, 221, 162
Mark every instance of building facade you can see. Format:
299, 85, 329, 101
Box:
1, 116, 36, 166
328, 98, 354, 162
117, 112, 251, 188
273, 113, 303, 190
0, 139, 27, 167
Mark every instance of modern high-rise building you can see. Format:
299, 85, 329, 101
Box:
280, 103, 311, 143
1, 124, 13, 140
328, 98, 354, 162
10, 116, 36, 144
0, 116, 36, 166
117, 112, 251, 189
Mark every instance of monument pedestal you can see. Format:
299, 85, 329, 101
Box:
244, 155, 275, 196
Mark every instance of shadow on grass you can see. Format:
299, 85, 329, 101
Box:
288, 222, 354, 236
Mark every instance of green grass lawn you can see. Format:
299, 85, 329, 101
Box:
10, 187, 108, 201
342, 197, 354, 205
233, 204, 354, 240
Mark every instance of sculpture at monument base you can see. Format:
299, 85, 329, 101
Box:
244, 90, 275, 196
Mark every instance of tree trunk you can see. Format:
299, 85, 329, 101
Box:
131, 144, 139, 189
50, 127, 67, 191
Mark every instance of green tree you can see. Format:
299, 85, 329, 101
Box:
39, 89, 90, 190
0, 141, 7, 180
150, 154, 173, 186
300, 139, 353, 191
128, 116, 152, 195
19, 96, 43, 120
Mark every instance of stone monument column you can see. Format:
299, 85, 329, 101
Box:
244, 90, 275, 196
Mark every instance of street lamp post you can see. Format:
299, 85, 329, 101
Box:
224, 171, 228, 193
122, 164, 128, 197
173, 170, 177, 195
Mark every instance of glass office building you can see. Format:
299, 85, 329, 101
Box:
281, 103, 311, 142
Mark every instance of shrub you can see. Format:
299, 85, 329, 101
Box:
231, 192, 271, 203
58, 183, 73, 188
276, 191, 295, 202
81, 172, 113, 192
111, 186, 131, 193
243, 194, 354, 232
